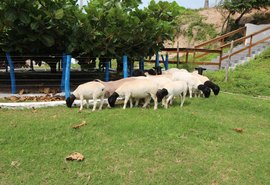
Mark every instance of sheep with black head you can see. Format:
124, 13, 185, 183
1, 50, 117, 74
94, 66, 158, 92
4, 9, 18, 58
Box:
66, 81, 105, 112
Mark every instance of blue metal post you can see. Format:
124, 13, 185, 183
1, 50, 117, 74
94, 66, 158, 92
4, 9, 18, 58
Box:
105, 59, 110, 82
5, 53, 16, 94
61, 54, 67, 92
123, 55, 128, 78
139, 59, 144, 71
165, 53, 169, 70
64, 55, 71, 99
155, 51, 159, 67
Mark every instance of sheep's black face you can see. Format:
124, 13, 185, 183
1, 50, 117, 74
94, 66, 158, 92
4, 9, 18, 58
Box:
198, 85, 211, 98
204, 81, 220, 95
153, 66, 163, 75
108, 92, 119, 107
132, 69, 146, 77
148, 69, 157, 75
195, 67, 206, 75
156, 88, 168, 102
66, 94, 76, 108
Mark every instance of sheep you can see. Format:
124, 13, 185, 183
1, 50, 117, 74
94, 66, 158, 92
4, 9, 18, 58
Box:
108, 78, 158, 110
163, 68, 188, 74
170, 71, 211, 98
191, 71, 220, 95
156, 80, 188, 108
66, 81, 105, 112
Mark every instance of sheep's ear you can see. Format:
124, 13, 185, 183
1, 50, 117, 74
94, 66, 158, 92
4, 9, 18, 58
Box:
198, 85, 211, 98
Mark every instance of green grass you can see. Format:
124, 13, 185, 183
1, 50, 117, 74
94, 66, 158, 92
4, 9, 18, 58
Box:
205, 46, 270, 97
1, 93, 270, 184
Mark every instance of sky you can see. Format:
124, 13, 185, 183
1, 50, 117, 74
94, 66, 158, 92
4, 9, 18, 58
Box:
80, 0, 220, 9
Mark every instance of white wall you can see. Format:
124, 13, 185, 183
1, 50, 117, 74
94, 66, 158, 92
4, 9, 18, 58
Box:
245, 23, 270, 45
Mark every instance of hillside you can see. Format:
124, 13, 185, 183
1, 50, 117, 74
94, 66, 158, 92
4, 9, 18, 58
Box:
168, 7, 270, 48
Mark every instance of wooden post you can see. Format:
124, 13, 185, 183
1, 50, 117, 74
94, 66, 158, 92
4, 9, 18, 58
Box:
225, 41, 234, 82
248, 35, 253, 58
177, 41, 180, 68
185, 50, 189, 63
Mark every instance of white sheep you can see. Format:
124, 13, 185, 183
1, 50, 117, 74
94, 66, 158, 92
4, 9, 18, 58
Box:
170, 71, 211, 98
108, 78, 158, 110
191, 71, 220, 95
66, 81, 105, 112
156, 80, 188, 108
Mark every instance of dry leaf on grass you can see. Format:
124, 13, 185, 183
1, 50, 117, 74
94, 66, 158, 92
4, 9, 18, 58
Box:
11, 161, 20, 168
233, 128, 244, 133
66, 152, 84, 161
72, 121, 87, 129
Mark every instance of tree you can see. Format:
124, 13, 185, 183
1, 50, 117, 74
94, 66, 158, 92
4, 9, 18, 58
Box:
0, 0, 81, 72
219, 0, 269, 32
72, 0, 182, 71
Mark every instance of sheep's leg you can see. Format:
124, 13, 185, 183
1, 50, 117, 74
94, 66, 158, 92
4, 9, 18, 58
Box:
92, 97, 97, 111
162, 98, 166, 107
129, 98, 133, 108
86, 99, 89, 109
189, 86, 193, 98
123, 94, 130, 109
150, 93, 158, 110
180, 93, 185, 107
98, 94, 104, 110
135, 99, 140, 107
165, 95, 173, 109
169, 97, 174, 105
143, 96, 151, 108
79, 97, 84, 112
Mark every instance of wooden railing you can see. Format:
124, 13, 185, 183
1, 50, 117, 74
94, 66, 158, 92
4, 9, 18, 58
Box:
220, 25, 270, 61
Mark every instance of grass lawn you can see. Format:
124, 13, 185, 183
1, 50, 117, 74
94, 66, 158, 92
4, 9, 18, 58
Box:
1, 92, 270, 184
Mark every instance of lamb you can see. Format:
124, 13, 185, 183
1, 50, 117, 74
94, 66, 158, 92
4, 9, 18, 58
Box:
156, 80, 188, 108
191, 71, 220, 95
66, 81, 105, 112
108, 78, 158, 110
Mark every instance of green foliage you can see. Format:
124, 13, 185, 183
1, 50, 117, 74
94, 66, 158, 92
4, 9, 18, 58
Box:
0, 0, 81, 55
205, 46, 270, 96
71, 0, 182, 59
220, 0, 269, 15
0, 0, 182, 61
176, 10, 217, 44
